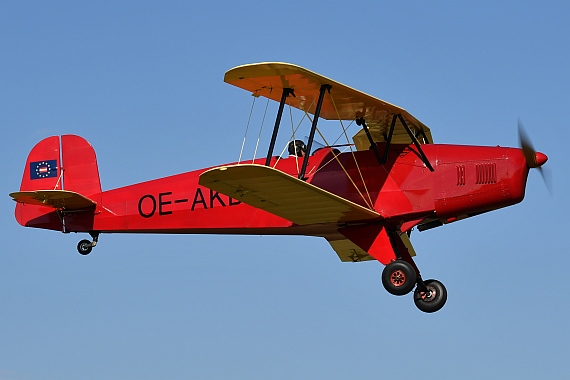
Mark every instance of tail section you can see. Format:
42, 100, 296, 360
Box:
12, 135, 101, 231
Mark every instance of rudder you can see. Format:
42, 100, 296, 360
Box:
61, 135, 102, 197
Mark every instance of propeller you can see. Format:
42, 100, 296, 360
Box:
518, 119, 552, 194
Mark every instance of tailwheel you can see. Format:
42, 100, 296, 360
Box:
77, 231, 99, 255
382, 260, 417, 296
77, 239, 93, 255
414, 279, 447, 313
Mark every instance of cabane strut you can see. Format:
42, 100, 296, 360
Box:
265, 88, 295, 166
356, 114, 434, 172
299, 84, 331, 180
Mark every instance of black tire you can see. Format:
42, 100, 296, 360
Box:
77, 239, 92, 255
414, 279, 447, 313
381, 260, 417, 296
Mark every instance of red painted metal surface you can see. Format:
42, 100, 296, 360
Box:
13, 135, 546, 267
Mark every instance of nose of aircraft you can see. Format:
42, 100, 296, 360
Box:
534, 152, 548, 167
518, 122, 547, 169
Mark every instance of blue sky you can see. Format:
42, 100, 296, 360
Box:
1, 1, 568, 379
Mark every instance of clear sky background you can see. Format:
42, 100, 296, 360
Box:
1, 1, 568, 379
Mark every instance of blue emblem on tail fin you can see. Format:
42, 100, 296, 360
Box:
30, 160, 58, 180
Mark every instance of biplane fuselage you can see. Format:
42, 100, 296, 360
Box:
11, 62, 547, 313
15, 139, 532, 249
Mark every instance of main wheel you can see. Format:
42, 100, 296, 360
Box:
414, 279, 447, 313
382, 260, 417, 296
77, 239, 92, 255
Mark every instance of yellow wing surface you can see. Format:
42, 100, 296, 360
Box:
326, 238, 374, 262
224, 62, 433, 150
326, 230, 416, 262
199, 164, 381, 226
10, 190, 97, 210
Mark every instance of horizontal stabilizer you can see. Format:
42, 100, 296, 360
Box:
10, 190, 97, 210
199, 164, 381, 225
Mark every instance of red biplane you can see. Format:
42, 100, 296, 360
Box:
10, 62, 548, 313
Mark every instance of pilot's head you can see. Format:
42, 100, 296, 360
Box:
288, 140, 307, 157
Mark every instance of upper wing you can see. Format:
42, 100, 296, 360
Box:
199, 164, 381, 225
224, 62, 433, 149
10, 190, 97, 210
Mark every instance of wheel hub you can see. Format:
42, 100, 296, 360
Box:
419, 287, 436, 301
390, 270, 407, 287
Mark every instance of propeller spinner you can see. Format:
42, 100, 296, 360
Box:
518, 120, 551, 193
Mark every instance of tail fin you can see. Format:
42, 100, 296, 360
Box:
12, 135, 101, 231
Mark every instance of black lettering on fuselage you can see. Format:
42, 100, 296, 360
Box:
209, 189, 226, 208
138, 188, 241, 218
138, 194, 156, 218
191, 188, 208, 211
159, 192, 173, 215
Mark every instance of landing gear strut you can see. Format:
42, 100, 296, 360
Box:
382, 261, 447, 313
381, 230, 447, 313
77, 231, 99, 255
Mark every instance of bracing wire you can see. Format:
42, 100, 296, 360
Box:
272, 96, 316, 173
272, 104, 308, 170
303, 112, 373, 209
238, 94, 258, 164
252, 97, 270, 161
54, 169, 64, 190
286, 106, 299, 173
331, 119, 355, 146
329, 94, 375, 208
289, 105, 300, 172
